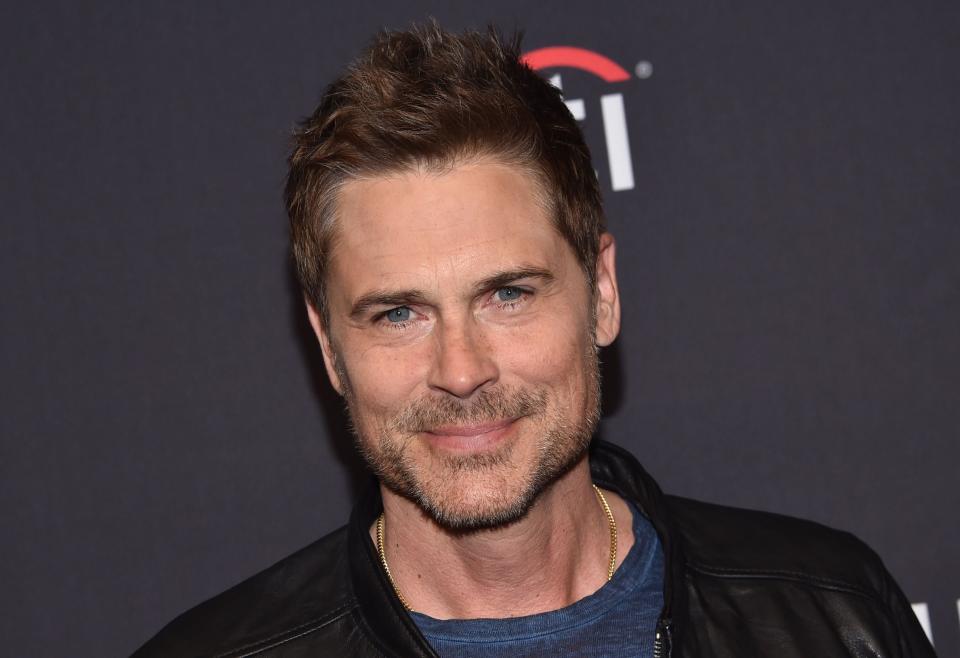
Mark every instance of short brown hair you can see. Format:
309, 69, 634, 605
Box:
285, 21, 605, 318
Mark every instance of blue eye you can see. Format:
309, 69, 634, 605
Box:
385, 307, 411, 323
496, 287, 523, 302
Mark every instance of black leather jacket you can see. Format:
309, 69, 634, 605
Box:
134, 440, 935, 657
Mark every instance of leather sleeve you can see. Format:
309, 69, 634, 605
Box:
879, 564, 938, 657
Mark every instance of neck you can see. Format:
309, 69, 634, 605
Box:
372, 456, 635, 619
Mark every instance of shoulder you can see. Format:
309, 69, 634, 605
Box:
133, 525, 356, 658
661, 496, 936, 655
664, 495, 890, 599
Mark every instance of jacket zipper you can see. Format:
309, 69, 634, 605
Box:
653, 618, 673, 658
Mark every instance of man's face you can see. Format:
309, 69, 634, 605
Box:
308, 160, 620, 530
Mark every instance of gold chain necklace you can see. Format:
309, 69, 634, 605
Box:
375, 483, 618, 611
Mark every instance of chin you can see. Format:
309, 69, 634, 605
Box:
351, 376, 600, 532
392, 436, 590, 533
411, 469, 537, 532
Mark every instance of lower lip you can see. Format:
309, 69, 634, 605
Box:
421, 419, 517, 452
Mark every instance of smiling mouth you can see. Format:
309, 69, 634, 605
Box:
421, 418, 518, 451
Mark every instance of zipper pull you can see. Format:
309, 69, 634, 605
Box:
653, 618, 673, 658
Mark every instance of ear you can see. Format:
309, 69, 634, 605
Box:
593, 232, 621, 347
304, 297, 345, 396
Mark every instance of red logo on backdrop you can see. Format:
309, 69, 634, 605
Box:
521, 46, 636, 191
521, 46, 631, 82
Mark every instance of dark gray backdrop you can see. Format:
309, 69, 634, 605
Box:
2, 2, 957, 656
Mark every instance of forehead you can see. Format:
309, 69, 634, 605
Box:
326, 162, 574, 301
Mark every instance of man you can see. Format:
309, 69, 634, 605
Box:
135, 23, 935, 657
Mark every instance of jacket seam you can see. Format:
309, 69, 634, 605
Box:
685, 562, 884, 606
213, 601, 356, 658
352, 605, 424, 658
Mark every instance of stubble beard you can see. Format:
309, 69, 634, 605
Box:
337, 346, 602, 532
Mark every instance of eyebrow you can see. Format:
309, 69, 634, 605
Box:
349, 290, 432, 320
348, 266, 555, 320
475, 266, 555, 294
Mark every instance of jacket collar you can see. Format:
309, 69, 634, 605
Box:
587, 439, 686, 649
347, 439, 685, 656
348, 480, 439, 657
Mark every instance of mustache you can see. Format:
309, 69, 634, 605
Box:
390, 386, 548, 434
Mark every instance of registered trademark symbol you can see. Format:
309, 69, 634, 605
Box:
635, 60, 653, 79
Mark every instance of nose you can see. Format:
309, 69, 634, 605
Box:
427, 317, 498, 399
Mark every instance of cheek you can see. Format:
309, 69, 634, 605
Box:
341, 342, 428, 416
496, 317, 593, 393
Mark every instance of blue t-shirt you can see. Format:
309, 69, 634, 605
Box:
410, 501, 665, 657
